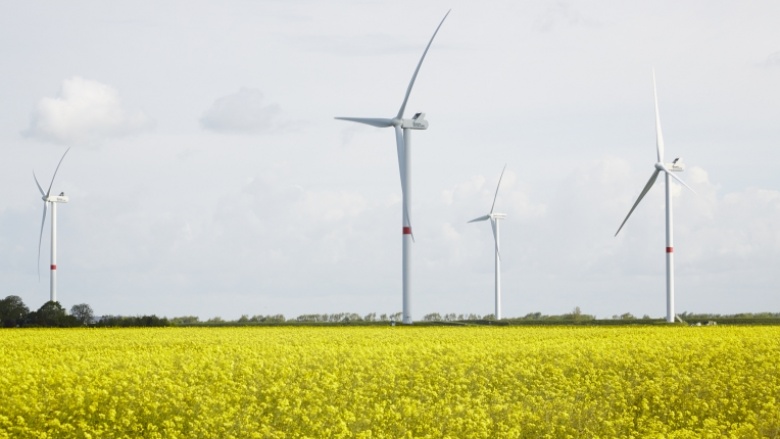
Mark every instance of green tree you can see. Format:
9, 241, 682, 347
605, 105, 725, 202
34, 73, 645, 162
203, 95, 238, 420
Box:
423, 313, 442, 322
28, 301, 76, 327
70, 303, 94, 326
0, 295, 30, 327
523, 312, 543, 320
171, 316, 200, 325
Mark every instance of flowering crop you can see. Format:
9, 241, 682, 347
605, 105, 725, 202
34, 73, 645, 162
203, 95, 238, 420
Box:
1, 326, 779, 438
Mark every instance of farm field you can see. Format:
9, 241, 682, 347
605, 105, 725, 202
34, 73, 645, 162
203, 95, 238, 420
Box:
1, 326, 779, 438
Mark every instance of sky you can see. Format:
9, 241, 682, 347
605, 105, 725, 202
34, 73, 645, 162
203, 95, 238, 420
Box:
1, 0, 779, 320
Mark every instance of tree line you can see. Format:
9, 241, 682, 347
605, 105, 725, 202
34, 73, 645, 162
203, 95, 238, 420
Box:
0, 296, 94, 327
0, 296, 173, 328
3, 295, 779, 328
0, 296, 597, 328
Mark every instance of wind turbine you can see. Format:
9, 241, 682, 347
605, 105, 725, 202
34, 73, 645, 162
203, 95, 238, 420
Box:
469, 165, 508, 320
335, 11, 450, 325
34, 148, 70, 303
615, 72, 695, 323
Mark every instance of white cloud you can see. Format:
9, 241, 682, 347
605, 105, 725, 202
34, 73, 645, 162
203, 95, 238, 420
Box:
23, 77, 153, 146
299, 190, 367, 222
200, 87, 283, 134
762, 51, 780, 68
535, 2, 601, 32
441, 175, 485, 206
461, 169, 547, 220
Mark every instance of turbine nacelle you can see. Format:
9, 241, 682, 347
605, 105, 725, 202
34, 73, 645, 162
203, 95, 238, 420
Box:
44, 193, 69, 203
654, 158, 685, 174
668, 158, 685, 172
399, 113, 428, 130
491, 213, 507, 220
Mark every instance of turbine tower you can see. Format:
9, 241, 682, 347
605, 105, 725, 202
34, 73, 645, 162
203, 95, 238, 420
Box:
615, 72, 695, 323
469, 165, 508, 320
34, 148, 70, 303
336, 11, 450, 325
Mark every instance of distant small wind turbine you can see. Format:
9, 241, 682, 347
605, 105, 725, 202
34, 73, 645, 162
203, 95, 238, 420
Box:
336, 11, 450, 325
469, 165, 508, 320
34, 148, 70, 303
615, 72, 695, 323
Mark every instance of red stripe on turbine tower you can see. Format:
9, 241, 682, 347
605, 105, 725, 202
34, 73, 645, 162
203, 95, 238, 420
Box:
666, 247, 673, 253
51, 264, 57, 270
403, 227, 412, 235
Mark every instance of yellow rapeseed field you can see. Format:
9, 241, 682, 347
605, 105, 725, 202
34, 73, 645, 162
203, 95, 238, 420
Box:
1, 326, 779, 438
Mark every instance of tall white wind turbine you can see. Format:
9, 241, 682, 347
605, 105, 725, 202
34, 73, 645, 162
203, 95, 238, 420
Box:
34, 148, 71, 303
336, 11, 450, 325
615, 72, 695, 323
469, 165, 508, 320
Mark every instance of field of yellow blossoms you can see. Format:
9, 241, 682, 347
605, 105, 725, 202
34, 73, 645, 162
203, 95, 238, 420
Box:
1, 326, 779, 438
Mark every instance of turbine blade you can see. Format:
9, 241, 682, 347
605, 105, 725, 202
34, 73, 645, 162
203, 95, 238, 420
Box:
490, 164, 507, 214
653, 70, 665, 163
335, 117, 394, 128
37, 202, 48, 281
47, 147, 71, 196
396, 10, 450, 119
468, 214, 490, 223
661, 165, 697, 194
394, 126, 414, 242
490, 218, 500, 260
615, 169, 661, 236
33, 172, 45, 197
394, 126, 407, 199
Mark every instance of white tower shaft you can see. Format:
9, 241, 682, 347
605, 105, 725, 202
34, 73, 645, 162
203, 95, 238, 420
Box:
665, 172, 675, 323
402, 128, 412, 324
50, 201, 58, 303
494, 218, 501, 320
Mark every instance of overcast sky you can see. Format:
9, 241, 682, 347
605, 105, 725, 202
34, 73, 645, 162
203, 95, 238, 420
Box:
1, 1, 778, 320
